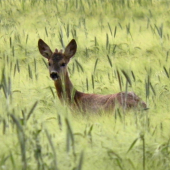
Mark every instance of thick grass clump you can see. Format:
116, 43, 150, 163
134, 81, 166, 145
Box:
1, 0, 170, 169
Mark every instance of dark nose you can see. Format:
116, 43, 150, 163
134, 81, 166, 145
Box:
50, 72, 59, 80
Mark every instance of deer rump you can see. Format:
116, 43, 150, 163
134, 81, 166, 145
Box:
74, 91, 146, 113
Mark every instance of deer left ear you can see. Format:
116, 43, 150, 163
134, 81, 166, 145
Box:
38, 39, 52, 59
64, 39, 77, 59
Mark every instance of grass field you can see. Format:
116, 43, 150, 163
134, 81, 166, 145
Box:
1, 0, 170, 169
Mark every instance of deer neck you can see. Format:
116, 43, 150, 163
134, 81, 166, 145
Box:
54, 71, 76, 103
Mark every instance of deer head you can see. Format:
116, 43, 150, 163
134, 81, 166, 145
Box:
38, 39, 77, 81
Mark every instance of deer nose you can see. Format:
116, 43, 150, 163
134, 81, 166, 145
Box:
50, 72, 59, 80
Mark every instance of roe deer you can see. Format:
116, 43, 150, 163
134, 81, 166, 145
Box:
38, 39, 146, 113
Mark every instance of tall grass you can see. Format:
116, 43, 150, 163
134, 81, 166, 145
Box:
0, 0, 170, 169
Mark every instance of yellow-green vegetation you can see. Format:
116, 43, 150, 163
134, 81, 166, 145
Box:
1, 0, 170, 169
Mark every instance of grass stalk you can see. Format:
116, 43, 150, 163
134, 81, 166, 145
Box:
45, 129, 58, 170
10, 114, 27, 170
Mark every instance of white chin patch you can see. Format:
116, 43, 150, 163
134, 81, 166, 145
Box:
52, 78, 58, 81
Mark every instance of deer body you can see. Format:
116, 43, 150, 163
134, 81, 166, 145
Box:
38, 39, 146, 113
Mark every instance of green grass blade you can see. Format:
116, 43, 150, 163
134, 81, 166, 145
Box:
76, 151, 84, 170
114, 26, 117, 38
117, 70, 122, 91
65, 118, 75, 152
45, 129, 58, 170
121, 70, 132, 86
93, 58, 99, 74
10, 114, 27, 170
107, 55, 112, 67
108, 22, 112, 35
126, 138, 139, 153
26, 101, 38, 121
163, 66, 169, 78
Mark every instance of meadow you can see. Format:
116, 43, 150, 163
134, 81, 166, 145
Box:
1, 0, 170, 169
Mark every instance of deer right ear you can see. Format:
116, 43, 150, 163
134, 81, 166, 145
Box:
64, 39, 77, 59
38, 39, 52, 59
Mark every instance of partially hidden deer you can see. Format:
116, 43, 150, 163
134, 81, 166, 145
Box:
38, 39, 147, 113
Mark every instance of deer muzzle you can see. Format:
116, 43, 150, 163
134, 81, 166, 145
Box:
50, 72, 59, 81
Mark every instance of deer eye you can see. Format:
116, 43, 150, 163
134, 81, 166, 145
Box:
61, 63, 66, 67
48, 63, 51, 67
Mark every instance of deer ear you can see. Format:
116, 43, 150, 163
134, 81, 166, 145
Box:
38, 39, 52, 59
64, 39, 77, 59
